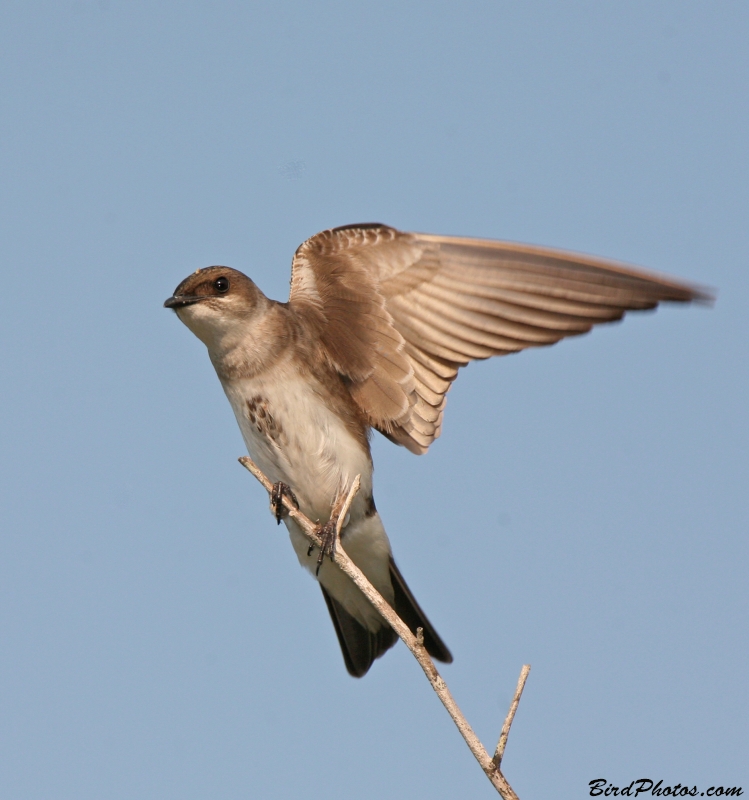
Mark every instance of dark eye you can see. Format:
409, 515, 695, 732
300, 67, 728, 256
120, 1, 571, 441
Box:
214, 276, 229, 293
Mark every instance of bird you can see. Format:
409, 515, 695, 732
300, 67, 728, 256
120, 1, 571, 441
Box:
164, 223, 709, 677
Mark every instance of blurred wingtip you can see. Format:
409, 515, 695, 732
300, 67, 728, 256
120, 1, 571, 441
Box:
689, 284, 717, 307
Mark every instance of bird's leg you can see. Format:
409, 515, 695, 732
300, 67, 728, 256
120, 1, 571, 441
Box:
270, 481, 299, 525
314, 520, 338, 576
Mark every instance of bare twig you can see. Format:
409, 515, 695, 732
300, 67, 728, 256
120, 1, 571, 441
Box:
238, 456, 527, 799
493, 664, 531, 768
334, 477, 360, 539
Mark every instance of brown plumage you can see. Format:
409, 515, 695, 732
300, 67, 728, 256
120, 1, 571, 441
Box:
289, 224, 710, 454
165, 223, 710, 677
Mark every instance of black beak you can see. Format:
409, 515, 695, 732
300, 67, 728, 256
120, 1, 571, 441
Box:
164, 295, 203, 309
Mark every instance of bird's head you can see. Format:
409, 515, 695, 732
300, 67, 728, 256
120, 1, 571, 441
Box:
164, 266, 268, 350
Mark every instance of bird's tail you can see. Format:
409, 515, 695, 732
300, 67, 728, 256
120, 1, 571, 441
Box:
388, 557, 453, 665
321, 556, 452, 677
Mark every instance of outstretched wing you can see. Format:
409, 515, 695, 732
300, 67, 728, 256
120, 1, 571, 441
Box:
289, 223, 710, 454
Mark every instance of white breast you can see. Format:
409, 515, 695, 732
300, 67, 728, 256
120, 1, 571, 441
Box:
220, 368, 372, 521
220, 361, 394, 632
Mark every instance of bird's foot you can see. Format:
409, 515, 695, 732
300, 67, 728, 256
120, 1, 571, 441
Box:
270, 482, 299, 525
313, 520, 338, 576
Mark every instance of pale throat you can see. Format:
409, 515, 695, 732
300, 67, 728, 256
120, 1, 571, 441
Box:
204, 305, 289, 382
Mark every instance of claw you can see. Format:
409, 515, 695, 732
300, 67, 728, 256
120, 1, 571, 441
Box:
314, 520, 338, 576
270, 482, 299, 525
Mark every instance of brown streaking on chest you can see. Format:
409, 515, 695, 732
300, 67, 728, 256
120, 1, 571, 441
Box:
223, 303, 373, 459
246, 395, 285, 444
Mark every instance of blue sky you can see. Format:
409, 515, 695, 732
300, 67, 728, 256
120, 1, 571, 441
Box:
1, 2, 746, 798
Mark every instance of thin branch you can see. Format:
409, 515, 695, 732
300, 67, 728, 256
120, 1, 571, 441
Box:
238, 456, 526, 799
334, 476, 360, 539
493, 664, 531, 768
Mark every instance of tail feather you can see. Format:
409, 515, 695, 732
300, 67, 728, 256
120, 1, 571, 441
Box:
320, 586, 397, 677
389, 557, 453, 664
320, 558, 452, 677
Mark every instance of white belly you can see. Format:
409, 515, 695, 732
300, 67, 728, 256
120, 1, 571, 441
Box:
222, 371, 373, 519
220, 370, 393, 630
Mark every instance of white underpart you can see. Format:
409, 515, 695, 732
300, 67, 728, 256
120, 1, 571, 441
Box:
221, 359, 394, 631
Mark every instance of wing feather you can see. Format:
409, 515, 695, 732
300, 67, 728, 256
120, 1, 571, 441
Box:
421, 278, 611, 330
289, 224, 710, 452
403, 288, 571, 345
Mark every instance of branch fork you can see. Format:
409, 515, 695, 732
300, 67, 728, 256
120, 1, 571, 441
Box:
239, 455, 530, 799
